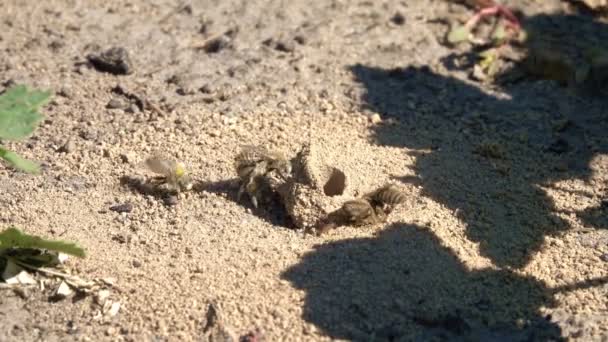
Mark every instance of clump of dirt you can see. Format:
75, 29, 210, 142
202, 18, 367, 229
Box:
276, 140, 391, 232
273, 142, 352, 230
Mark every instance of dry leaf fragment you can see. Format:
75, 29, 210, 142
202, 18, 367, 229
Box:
2, 260, 36, 285
55, 281, 73, 298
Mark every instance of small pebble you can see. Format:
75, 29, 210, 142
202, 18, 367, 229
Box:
369, 113, 382, 124
94, 290, 111, 305
109, 203, 134, 213
391, 12, 405, 25
106, 98, 125, 109
202, 36, 231, 54
275, 39, 295, 53
600, 254, 608, 262
132, 260, 142, 268
294, 35, 307, 45
163, 196, 179, 206
87, 47, 133, 75
58, 86, 73, 98
57, 139, 75, 153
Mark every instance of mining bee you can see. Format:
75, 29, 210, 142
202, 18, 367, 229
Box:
362, 183, 408, 214
143, 153, 193, 194
234, 145, 292, 208
315, 183, 407, 235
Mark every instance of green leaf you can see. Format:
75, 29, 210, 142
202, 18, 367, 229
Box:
0, 227, 86, 258
447, 25, 470, 44
0, 146, 40, 174
0, 85, 51, 140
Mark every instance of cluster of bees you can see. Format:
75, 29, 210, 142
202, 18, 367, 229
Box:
139, 145, 407, 236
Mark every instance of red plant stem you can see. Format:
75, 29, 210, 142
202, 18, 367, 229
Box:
465, 5, 521, 32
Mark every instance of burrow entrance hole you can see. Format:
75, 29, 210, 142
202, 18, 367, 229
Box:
323, 167, 346, 196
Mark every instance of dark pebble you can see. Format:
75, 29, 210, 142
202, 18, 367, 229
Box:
58, 86, 73, 98
163, 195, 179, 206
202, 36, 231, 53
109, 203, 134, 213
200, 84, 215, 94
391, 12, 405, 25
57, 139, 75, 153
106, 98, 125, 109
132, 260, 142, 268
275, 39, 295, 52
87, 47, 133, 75
294, 35, 307, 45
600, 254, 608, 262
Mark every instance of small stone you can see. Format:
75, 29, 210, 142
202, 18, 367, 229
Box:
79, 129, 98, 141
124, 103, 139, 113
106, 98, 125, 109
87, 47, 133, 75
391, 12, 405, 25
94, 290, 111, 306
55, 281, 73, 298
109, 203, 133, 213
58, 253, 69, 264
222, 116, 237, 125
119, 152, 135, 164
106, 302, 121, 317
209, 130, 221, 137
200, 84, 215, 94
294, 35, 307, 45
600, 253, 608, 262
275, 39, 295, 53
369, 113, 382, 124
58, 86, 73, 98
105, 327, 117, 336
471, 64, 487, 81
163, 195, 179, 206
57, 139, 75, 153
132, 260, 142, 268
202, 36, 231, 54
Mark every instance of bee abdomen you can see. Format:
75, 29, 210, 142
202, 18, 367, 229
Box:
374, 188, 407, 205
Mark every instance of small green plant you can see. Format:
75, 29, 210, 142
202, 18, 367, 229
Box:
0, 85, 52, 174
0, 227, 86, 259
0, 227, 87, 286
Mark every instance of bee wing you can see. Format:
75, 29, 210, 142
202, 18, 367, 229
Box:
236, 145, 269, 168
239, 145, 266, 156
144, 155, 176, 176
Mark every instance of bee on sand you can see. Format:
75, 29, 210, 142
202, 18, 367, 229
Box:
143, 153, 194, 194
315, 183, 407, 235
234, 145, 292, 208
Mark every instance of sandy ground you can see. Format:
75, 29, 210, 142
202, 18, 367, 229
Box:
1, 0, 608, 341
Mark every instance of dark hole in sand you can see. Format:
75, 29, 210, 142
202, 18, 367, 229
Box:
323, 168, 346, 196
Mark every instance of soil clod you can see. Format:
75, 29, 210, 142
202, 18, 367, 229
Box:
87, 47, 133, 75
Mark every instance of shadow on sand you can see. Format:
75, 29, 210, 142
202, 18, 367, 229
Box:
283, 224, 568, 341
348, 14, 608, 266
